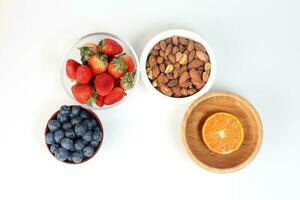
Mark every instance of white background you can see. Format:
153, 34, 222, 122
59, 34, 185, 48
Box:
0, 0, 299, 199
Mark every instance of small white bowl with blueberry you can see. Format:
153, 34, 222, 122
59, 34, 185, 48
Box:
45, 105, 103, 164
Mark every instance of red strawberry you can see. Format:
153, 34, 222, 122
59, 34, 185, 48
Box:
82, 43, 97, 54
108, 58, 127, 79
120, 72, 135, 90
94, 73, 114, 96
76, 65, 92, 84
104, 87, 125, 105
79, 43, 97, 64
119, 54, 135, 72
71, 84, 94, 105
88, 54, 108, 76
66, 59, 80, 80
95, 95, 104, 107
98, 38, 123, 55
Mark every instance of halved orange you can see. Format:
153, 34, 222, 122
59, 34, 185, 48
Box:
202, 112, 244, 154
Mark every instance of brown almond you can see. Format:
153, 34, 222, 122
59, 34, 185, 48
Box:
165, 38, 171, 44
204, 62, 211, 71
179, 45, 185, 53
179, 71, 190, 86
165, 43, 173, 56
196, 50, 209, 62
166, 73, 174, 80
202, 71, 209, 82
188, 50, 196, 63
180, 81, 192, 88
167, 79, 178, 87
168, 54, 176, 64
181, 88, 188, 96
159, 50, 166, 58
172, 86, 182, 97
151, 50, 159, 56
157, 56, 164, 64
178, 37, 188, 45
153, 43, 160, 50
180, 64, 188, 74
187, 88, 197, 95
148, 55, 157, 68
188, 59, 203, 69
172, 46, 179, 55
159, 40, 167, 51
157, 74, 169, 84
164, 60, 170, 66
172, 36, 178, 45
159, 63, 165, 73
159, 84, 173, 96
152, 65, 160, 78
189, 69, 205, 89
173, 66, 180, 79
187, 41, 194, 51
175, 52, 183, 62
194, 42, 206, 51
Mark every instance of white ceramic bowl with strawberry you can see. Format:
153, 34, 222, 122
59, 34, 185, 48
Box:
62, 32, 139, 109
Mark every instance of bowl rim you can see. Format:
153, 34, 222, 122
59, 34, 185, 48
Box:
44, 105, 104, 164
140, 29, 216, 104
61, 32, 140, 110
181, 91, 263, 173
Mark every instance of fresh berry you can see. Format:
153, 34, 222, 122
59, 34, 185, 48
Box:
82, 43, 97, 54
61, 138, 74, 150
119, 54, 135, 72
107, 58, 127, 79
76, 65, 92, 84
120, 72, 135, 90
71, 116, 81, 126
107, 55, 115, 63
95, 95, 104, 107
98, 38, 123, 56
82, 131, 93, 142
71, 84, 94, 105
45, 132, 55, 145
79, 110, 90, 119
62, 122, 72, 130
79, 43, 97, 64
54, 129, 65, 143
90, 140, 99, 147
55, 147, 69, 161
59, 105, 71, 116
74, 139, 85, 151
66, 59, 80, 80
67, 154, 73, 162
92, 129, 102, 142
85, 118, 97, 130
94, 73, 114, 96
75, 124, 87, 136
50, 144, 60, 154
88, 54, 108, 75
71, 106, 81, 117
57, 112, 68, 123
104, 87, 125, 105
48, 120, 61, 132
83, 146, 94, 157
65, 129, 76, 139
72, 151, 84, 163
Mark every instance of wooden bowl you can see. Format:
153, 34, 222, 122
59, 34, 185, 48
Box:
45, 105, 104, 164
181, 92, 263, 173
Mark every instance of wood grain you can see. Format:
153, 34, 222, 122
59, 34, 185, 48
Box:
181, 92, 263, 173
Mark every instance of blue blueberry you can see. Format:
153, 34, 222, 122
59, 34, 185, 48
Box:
61, 138, 74, 150
71, 106, 81, 117
75, 124, 87, 136
90, 140, 99, 148
62, 122, 72, 130
74, 139, 85, 151
65, 129, 76, 139
54, 129, 64, 143
92, 129, 102, 142
48, 120, 61, 131
54, 148, 69, 161
50, 144, 60, 154
57, 112, 68, 123
83, 118, 97, 130
71, 116, 81, 126
79, 110, 90, 119
72, 151, 84, 163
59, 105, 71, 116
93, 126, 101, 132
67, 154, 73, 162
82, 131, 92, 142
45, 132, 55, 145
83, 146, 94, 157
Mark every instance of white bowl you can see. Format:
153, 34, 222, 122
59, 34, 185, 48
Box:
140, 29, 216, 104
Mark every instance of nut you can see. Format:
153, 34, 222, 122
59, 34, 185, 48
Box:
172, 46, 179, 55
178, 37, 188, 45
204, 62, 211, 71
157, 74, 169, 84
159, 40, 167, 51
179, 53, 188, 65
172, 36, 178, 45
168, 54, 176, 64
196, 50, 209, 62
159, 84, 173, 96
189, 69, 205, 89
175, 52, 183, 62
180, 81, 192, 88
173, 66, 180, 79
165, 64, 174, 74
166, 73, 174, 80
180, 64, 188, 74
157, 56, 164, 64
159, 50, 166, 58
179, 44, 185, 53
165, 43, 173, 56
188, 59, 203, 69
146, 67, 153, 80
148, 55, 157, 68
165, 38, 171, 44
159, 63, 165, 73
188, 50, 196, 63
172, 86, 182, 97
151, 50, 159, 56
152, 79, 158, 87
152, 65, 160, 78
181, 88, 188, 96
167, 79, 178, 87
179, 71, 190, 86
187, 88, 197, 95
187, 41, 194, 51
153, 43, 160, 50
202, 71, 209, 82
194, 42, 206, 51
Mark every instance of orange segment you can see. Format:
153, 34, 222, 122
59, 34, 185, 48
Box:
202, 112, 244, 154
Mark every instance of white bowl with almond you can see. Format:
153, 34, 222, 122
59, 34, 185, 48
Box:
140, 29, 216, 104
